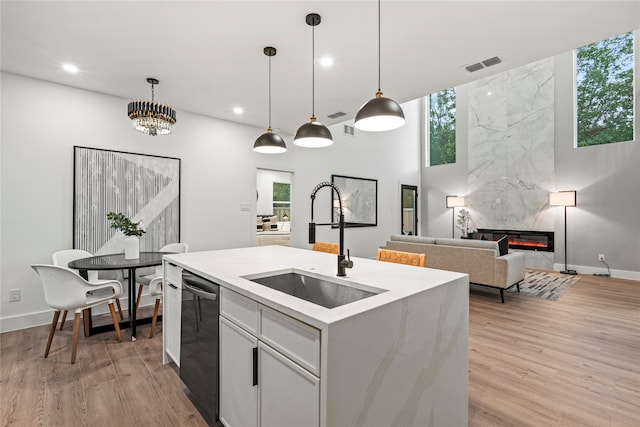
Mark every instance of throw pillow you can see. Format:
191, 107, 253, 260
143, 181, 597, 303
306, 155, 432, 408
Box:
497, 235, 509, 256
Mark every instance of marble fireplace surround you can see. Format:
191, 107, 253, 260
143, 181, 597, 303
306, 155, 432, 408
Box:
466, 57, 556, 269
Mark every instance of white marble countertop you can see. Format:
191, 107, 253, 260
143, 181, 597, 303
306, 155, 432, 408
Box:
164, 245, 468, 329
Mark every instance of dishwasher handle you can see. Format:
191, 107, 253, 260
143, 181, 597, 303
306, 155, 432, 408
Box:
183, 282, 218, 301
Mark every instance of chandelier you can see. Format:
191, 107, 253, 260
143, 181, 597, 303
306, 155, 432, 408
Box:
127, 78, 176, 136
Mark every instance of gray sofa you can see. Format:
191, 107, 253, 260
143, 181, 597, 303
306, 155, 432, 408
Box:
383, 235, 525, 302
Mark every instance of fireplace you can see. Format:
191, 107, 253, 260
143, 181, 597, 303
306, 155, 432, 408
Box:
468, 229, 554, 252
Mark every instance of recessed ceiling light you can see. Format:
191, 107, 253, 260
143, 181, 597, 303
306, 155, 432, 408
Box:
233, 106, 243, 114
62, 63, 79, 73
320, 56, 333, 67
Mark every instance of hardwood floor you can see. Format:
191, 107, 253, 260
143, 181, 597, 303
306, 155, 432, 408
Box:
1, 273, 638, 426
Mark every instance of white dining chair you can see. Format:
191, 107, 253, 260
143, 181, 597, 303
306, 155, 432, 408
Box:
31, 264, 123, 364
135, 243, 188, 315
52, 249, 124, 330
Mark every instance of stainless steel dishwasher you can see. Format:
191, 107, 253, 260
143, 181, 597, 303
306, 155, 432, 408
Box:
180, 270, 221, 426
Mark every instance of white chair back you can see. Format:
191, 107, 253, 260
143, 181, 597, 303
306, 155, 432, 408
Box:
52, 249, 99, 282
151, 243, 189, 275
31, 264, 122, 312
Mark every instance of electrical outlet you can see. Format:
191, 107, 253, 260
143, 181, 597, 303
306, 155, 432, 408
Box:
9, 289, 21, 302
598, 253, 605, 262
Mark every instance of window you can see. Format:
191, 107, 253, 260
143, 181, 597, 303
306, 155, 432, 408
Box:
272, 182, 290, 221
576, 32, 634, 147
401, 185, 418, 236
427, 88, 456, 166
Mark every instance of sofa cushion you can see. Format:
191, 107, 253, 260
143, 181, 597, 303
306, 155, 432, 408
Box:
435, 237, 500, 256
389, 234, 436, 244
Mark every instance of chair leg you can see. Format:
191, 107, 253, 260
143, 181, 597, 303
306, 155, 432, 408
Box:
108, 303, 122, 342
517, 283, 521, 293
115, 299, 124, 320
71, 312, 81, 364
59, 310, 68, 331
500, 289, 505, 303
135, 284, 144, 315
150, 298, 161, 338
83, 308, 91, 337
45, 311, 61, 358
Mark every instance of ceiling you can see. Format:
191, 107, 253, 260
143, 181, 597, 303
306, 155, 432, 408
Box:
2, 1, 638, 136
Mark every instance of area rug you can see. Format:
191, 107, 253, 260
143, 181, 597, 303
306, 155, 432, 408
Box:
507, 269, 581, 301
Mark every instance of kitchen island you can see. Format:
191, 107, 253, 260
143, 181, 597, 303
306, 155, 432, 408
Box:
163, 245, 468, 427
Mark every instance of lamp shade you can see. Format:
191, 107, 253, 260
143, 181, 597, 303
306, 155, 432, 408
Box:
549, 191, 576, 207
253, 129, 287, 154
446, 196, 465, 208
294, 120, 333, 148
354, 92, 405, 132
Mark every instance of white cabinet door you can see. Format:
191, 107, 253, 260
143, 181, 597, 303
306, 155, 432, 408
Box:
219, 316, 258, 427
163, 282, 181, 366
259, 342, 320, 427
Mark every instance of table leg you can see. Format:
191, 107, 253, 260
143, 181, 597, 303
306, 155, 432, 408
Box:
129, 268, 136, 341
79, 269, 93, 336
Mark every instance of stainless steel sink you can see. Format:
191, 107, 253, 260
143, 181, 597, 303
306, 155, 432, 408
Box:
247, 271, 381, 309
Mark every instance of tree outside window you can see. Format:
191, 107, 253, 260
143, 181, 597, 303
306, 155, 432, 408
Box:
576, 32, 634, 147
272, 182, 290, 221
428, 88, 456, 166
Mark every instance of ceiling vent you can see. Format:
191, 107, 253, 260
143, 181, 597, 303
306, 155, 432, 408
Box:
328, 111, 346, 119
465, 62, 485, 73
482, 56, 502, 67
464, 56, 502, 73
343, 124, 355, 136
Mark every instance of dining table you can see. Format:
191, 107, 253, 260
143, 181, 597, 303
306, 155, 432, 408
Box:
68, 252, 167, 340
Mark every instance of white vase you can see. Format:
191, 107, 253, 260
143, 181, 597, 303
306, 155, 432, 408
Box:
124, 236, 140, 259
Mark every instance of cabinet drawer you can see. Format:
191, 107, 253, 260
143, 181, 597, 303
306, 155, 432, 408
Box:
164, 262, 182, 286
259, 306, 320, 376
221, 287, 259, 335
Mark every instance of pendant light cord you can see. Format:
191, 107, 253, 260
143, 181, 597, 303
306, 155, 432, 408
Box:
268, 55, 272, 128
311, 23, 316, 117
151, 82, 155, 102
377, 0, 381, 92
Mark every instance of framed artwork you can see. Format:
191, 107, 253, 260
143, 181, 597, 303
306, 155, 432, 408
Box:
73, 146, 181, 255
331, 174, 377, 227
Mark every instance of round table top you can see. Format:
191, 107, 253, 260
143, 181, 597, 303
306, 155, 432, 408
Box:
68, 252, 167, 270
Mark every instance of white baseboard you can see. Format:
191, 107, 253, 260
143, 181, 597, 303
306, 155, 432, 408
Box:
552, 263, 640, 281
0, 295, 158, 334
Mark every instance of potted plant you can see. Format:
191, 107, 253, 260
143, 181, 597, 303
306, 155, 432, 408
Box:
456, 209, 477, 238
107, 212, 145, 259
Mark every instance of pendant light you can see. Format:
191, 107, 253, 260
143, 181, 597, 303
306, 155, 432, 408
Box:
254, 47, 287, 154
127, 78, 177, 136
354, 0, 405, 132
293, 13, 333, 148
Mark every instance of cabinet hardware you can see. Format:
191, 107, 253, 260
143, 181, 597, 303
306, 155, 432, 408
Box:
252, 347, 258, 386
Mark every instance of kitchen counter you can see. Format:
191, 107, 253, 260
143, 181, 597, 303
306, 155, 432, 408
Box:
164, 245, 469, 427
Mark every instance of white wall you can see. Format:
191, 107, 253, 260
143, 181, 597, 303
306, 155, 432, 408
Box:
0, 72, 421, 331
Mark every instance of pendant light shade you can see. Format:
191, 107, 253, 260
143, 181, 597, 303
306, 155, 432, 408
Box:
294, 13, 333, 148
355, 91, 405, 132
254, 128, 287, 154
294, 118, 333, 148
254, 47, 287, 154
354, 0, 405, 132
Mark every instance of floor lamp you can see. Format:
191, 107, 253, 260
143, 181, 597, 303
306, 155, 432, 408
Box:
550, 190, 577, 275
446, 196, 465, 238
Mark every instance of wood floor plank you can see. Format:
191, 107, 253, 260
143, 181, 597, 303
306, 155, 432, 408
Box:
1, 272, 638, 426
